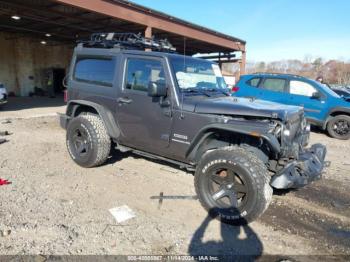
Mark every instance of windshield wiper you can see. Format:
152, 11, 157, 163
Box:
202, 88, 230, 96
181, 88, 211, 97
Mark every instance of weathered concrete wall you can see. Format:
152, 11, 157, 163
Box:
0, 32, 73, 96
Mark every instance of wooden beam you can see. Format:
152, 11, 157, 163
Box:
145, 26, 152, 38
239, 51, 246, 78
54, 0, 245, 51
145, 26, 152, 51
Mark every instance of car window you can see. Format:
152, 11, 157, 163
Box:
74, 57, 115, 87
125, 58, 165, 92
247, 77, 260, 87
262, 78, 286, 92
290, 80, 317, 97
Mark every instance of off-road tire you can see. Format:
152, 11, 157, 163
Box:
66, 114, 111, 168
326, 115, 350, 140
194, 146, 272, 225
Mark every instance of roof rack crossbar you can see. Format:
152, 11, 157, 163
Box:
79, 32, 177, 53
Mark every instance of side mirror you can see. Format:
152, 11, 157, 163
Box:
311, 91, 322, 99
148, 81, 167, 97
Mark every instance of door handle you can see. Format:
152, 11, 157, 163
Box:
117, 97, 132, 104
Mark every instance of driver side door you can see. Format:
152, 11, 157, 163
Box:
116, 55, 173, 154
286, 80, 325, 121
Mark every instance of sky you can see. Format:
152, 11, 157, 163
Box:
130, 0, 350, 62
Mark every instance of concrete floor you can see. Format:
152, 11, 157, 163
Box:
0, 96, 66, 119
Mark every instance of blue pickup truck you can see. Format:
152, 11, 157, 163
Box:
233, 73, 350, 139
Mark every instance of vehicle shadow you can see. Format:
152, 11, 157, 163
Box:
0, 96, 65, 112
272, 188, 294, 196
103, 147, 130, 165
188, 210, 263, 260
310, 125, 325, 135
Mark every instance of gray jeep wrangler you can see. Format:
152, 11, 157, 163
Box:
60, 33, 327, 224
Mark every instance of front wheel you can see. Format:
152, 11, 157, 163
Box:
194, 146, 272, 225
326, 115, 350, 140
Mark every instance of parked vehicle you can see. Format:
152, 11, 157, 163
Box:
329, 86, 350, 98
60, 33, 327, 224
234, 73, 350, 140
0, 83, 8, 105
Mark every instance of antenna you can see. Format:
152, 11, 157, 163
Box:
180, 37, 186, 119
183, 36, 186, 66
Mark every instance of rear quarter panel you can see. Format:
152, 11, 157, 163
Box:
234, 75, 257, 97
67, 48, 121, 128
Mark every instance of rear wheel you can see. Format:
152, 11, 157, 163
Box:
194, 146, 272, 225
66, 114, 111, 167
327, 115, 350, 140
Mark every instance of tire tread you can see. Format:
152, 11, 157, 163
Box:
67, 114, 111, 167
194, 145, 272, 224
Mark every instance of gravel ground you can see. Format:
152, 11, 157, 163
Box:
0, 115, 349, 259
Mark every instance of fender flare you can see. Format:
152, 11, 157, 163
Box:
323, 107, 350, 129
66, 100, 120, 139
185, 124, 280, 162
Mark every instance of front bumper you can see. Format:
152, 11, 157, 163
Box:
270, 143, 328, 189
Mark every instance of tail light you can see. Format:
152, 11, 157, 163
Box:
63, 90, 68, 103
232, 86, 240, 92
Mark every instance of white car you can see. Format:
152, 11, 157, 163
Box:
0, 83, 7, 105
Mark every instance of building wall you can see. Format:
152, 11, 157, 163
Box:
0, 32, 73, 96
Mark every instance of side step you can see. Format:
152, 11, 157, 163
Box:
115, 144, 195, 171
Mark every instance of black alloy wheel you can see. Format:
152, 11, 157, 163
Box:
195, 146, 272, 225
208, 167, 249, 213
327, 115, 350, 140
72, 126, 90, 158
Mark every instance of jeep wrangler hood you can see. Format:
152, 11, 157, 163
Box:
189, 96, 303, 121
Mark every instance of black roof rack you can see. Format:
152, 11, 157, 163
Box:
79, 32, 177, 53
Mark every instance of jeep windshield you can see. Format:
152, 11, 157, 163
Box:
169, 56, 229, 95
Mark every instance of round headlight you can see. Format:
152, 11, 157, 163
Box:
283, 129, 290, 136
